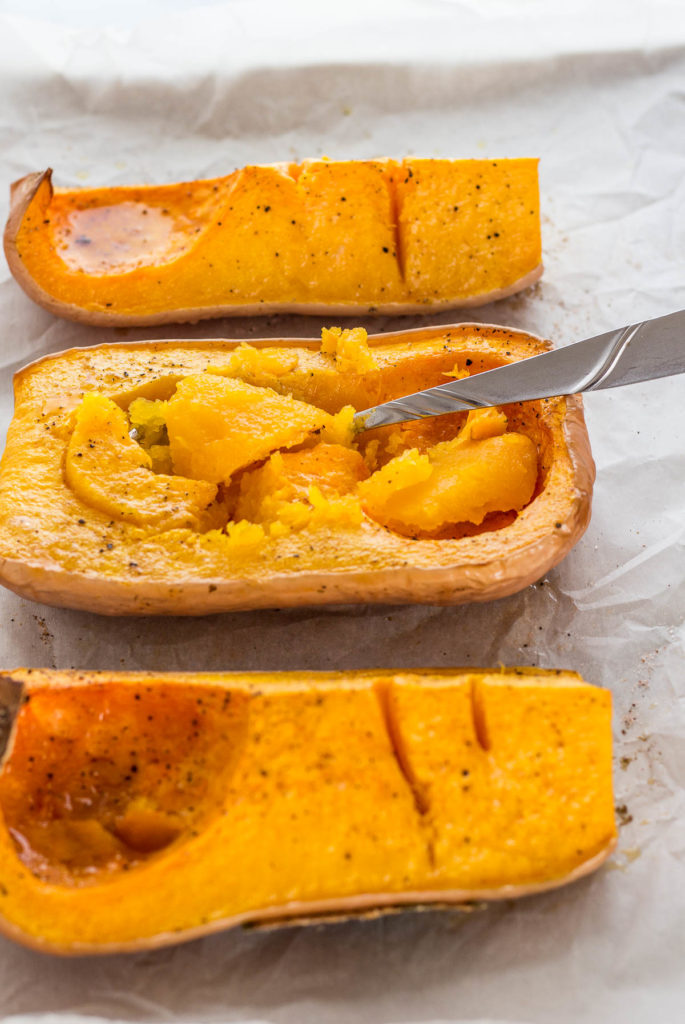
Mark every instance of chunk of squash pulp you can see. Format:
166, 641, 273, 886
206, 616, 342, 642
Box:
235, 444, 369, 527
165, 374, 331, 482
65, 392, 224, 530
0, 668, 616, 954
5, 158, 542, 325
359, 412, 538, 534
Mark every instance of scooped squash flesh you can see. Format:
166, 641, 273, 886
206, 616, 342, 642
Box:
0, 323, 594, 615
153, 354, 532, 532
65, 392, 224, 530
0, 667, 615, 954
359, 414, 538, 535
4, 159, 542, 325
164, 374, 331, 483
235, 444, 370, 526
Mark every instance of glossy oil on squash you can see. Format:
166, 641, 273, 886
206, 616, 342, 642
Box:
4, 159, 542, 325
0, 323, 594, 615
0, 667, 616, 954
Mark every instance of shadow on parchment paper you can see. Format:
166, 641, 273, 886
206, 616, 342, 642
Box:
3, 574, 597, 679
0, 867, 613, 1024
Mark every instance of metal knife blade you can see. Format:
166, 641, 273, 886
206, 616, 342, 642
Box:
354, 309, 685, 431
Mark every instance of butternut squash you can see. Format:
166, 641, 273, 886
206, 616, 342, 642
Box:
0, 323, 594, 615
0, 667, 615, 955
4, 159, 541, 325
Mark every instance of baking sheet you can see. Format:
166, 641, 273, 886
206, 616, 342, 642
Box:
0, 2, 684, 1021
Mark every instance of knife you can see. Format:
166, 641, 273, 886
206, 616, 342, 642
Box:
354, 310, 685, 431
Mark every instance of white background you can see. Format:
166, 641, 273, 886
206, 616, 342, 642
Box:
0, 2, 684, 1022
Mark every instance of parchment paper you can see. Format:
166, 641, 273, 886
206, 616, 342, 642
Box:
0, 2, 684, 1022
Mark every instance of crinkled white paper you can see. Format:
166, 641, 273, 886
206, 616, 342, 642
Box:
0, 2, 683, 1022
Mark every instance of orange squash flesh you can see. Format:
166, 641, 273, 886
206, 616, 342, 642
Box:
4, 159, 542, 325
0, 667, 615, 955
65, 392, 224, 530
235, 444, 369, 525
0, 323, 594, 615
164, 374, 331, 483
358, 431, 539, 534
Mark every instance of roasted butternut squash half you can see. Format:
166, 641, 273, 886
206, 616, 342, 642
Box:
0, 323, 594, 615
0, 667, 615, 955
4, 159, 541, 325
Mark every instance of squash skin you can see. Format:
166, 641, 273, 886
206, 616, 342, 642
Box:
0, 667, 616, 956
0, 324, 594, 616
4, 162, 542, 325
